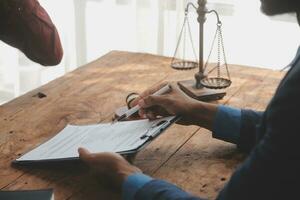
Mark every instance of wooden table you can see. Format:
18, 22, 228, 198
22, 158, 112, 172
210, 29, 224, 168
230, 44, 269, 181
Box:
0, 51, 284, 200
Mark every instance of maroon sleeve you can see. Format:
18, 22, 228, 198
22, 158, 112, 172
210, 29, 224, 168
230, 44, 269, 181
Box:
0, 0, 63, 66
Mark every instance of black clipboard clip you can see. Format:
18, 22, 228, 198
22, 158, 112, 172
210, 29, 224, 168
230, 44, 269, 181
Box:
140, 116, 180, 140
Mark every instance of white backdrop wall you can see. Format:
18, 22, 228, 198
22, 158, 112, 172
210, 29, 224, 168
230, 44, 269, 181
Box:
0, 0, 300, 104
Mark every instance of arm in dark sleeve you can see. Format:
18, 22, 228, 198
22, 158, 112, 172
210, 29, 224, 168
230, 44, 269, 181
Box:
131, 107, 264, 200
0, 0, 63, 66
216, 77, 300, 200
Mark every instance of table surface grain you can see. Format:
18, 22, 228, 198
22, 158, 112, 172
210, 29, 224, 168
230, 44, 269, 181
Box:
0, 51, 285, 200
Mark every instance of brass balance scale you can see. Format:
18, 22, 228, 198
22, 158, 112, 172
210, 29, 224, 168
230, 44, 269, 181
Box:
115, 0, 232, 120
171, 0, 231, 101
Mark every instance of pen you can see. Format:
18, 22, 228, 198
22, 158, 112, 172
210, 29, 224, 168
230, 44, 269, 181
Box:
114, 84, 172, 123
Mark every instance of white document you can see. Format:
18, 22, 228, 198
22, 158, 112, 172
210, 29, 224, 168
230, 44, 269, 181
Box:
16, 116, 176, 162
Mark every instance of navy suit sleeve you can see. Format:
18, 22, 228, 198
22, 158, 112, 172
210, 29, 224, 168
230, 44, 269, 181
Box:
238, 109, 263, 152
216, 67, 300, 200
135, 180, 204, 200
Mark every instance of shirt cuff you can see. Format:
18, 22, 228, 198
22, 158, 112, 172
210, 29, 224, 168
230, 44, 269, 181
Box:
122, 173, 153, 200
212, 105, 242, 144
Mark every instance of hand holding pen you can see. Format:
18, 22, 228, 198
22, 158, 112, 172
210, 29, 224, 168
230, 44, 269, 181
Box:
131, 82, 218, 130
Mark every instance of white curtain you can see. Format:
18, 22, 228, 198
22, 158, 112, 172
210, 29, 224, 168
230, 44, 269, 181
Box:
0, 0, 300, 104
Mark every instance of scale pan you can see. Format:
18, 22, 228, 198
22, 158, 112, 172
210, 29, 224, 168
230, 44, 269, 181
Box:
200, 77, 232, 89
171, 61, 198, 70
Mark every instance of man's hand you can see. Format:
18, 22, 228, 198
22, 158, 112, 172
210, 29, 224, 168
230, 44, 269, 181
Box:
78, 148, 142, 191
131, 82, 218, 130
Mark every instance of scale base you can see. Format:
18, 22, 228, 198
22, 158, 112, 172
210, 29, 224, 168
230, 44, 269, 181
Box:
178, 79, 226, 102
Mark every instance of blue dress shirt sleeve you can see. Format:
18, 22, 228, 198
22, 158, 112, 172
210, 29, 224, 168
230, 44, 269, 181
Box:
212, 105, 242, 144
122, 173, 153, 200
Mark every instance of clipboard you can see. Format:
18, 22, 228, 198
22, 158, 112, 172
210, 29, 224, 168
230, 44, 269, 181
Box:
13, 116, 180, 164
